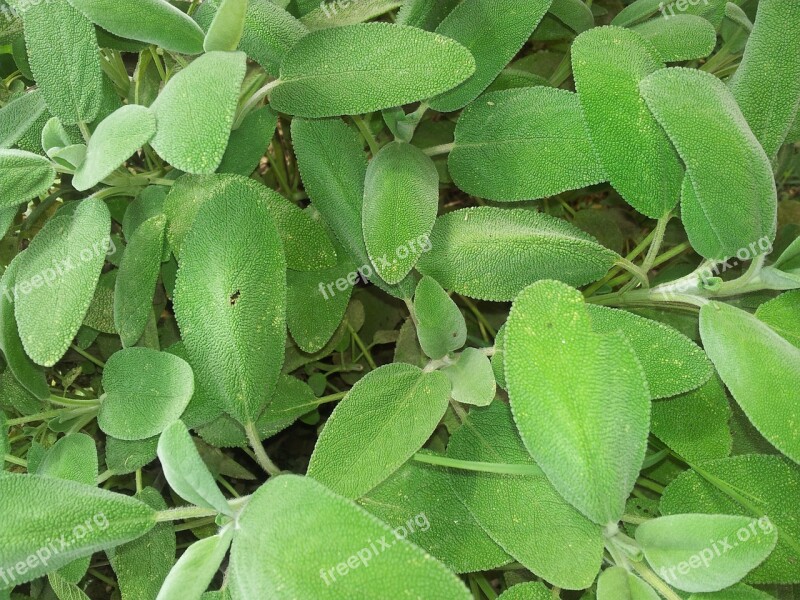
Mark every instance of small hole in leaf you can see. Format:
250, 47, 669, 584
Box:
230, 290, 241, 306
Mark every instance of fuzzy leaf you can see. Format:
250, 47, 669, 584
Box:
755, 290, 800, 348
203, 0, 247, 52
397, 0, 461, 30
307, 363, 451, 499
37, 433, 97, 485
632, 15, 717, 62
597, 566, 659, 600
0, 90, 46, 149
413, 275, 466, 360
442, 347, 495, 407
218, 105, 277, 176
497, 582, 551, 600
417, 207, 617, 302
271, 23, 476, 117
688, 584, 776, 600
156, 528, 233, 600
0, 149, 56, 210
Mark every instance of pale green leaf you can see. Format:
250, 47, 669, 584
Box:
217, 105, 277, 176
755, 290, 800, 348
632, 15, 717, 62
396, 0, 461, 30
413, 275, 466, 360
688, 584, 776, 600
497, 582, 551, 600
203, 0, 247, 52
0, 149, 56, 210
301, 0, 402, 30
442, 347, 495, 406
0, 90, 46, 149
156, 528, 233, 600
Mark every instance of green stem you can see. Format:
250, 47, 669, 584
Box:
629, 560, 683, 600
422, 142, 454, 157
584, 228, 658, 297
637, 476, 665, 494
352, 114, 380, 156
641, 212, 672, 276
6, 409, 64, 426
413, 453, 544, 476
233, 79, 280, 129
615, 257, 650, 289
70, 344, 106, 368
244, 421, 282, 477
4, 454, 27, 467
621, 514, 651, 525
348, 324, 377, 370
155, 506, 219, 522
77, 121, 91, 143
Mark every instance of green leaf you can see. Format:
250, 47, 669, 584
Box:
688, 584, 777, 600
37, 433, 97, 485
217, 105, 277, 176
48, 571, 91, 600
417, 207, 617, 302
413, 275, 466, 360
661, 454, 800, 584
497, 582, 551, 600
107, 488, 176, 600
448, 88, 605, 201
156, 528, 233, 600
21, 0, 103, 124
363, 142, 438, 284
165, 342, 224, 431
755, 290, 800, 348
700, 301, 800, 464
651, 376, 733, 464
0, 90, 46, 149
114, 214, 166, 347
105, 436, 159, 475
636, 514, 778, 593
307, 363, 451, 498
157, 421, 232, 517
149, 51, 247, 174
98, 347, 194, 441
300, 0, 402, 30
396, 0, 461, 30
428, 0, 553, 112
586, 304, 712, 399
0, 474, 156, 586
193, 0, 307, 77
446, 401, 604, 589
73, 105, 156, 192
0, 255, 49, 400
441, 347, 495, 407
572, 26, 682, 219
597, 566, 659, 600
639, 67, 777, 260
172, 184, 286, 425
270, 23, 476, 117
491, 323, 507, 389
359, 453, 511, 574
228, 474, 471, 599
83, 270, 117, 335
203, 0, 247, 52
15, 198, 110, 366
505, 280, 650, 525
0, 411, 6, 458
632, 15, 717, 62
729, 0, 800, 161
0, 149, 56, 210
66, 0, 205, 54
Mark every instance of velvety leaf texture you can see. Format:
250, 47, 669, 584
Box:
632, 15, 717, 62
0, 149, 56, 210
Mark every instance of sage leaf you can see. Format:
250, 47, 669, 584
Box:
755, 290, 800, 348
0, 90, 46, 149
203, 0, 247, 52
0, 149, 56, 210
442, 347, 495, 407
218, 106, 277, 176
632, 15, 717, 62
156, 528, 233, 600
597, 566, 659, 600
413, 275, 466, 360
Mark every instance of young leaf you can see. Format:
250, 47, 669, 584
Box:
21, 0, 103, 125
270, 23, 476, 117
203, 0, 247, 52
428, 0, 553, 112
505, 280, 650, 525
300, 0, 402, 30
0, 90, 46, 149
417, 207, 617, 302
105, 436, 159, 476
446, 402, 604, 589
632, 15, 717, 62
661, 454, 800, 584
37, 433, 97, 485
396, 0, 461, 30
217, 106, 277, 176
572, 26, 683, 219
755, 290, 800, 348
413, 275, 466, 360
98, 347, 194, 441
114, 214, 166, 347
441, 347, 495, 407
156, 528, 233, 600
497, 582, 551, 600
73, 105, 156, 192
149, 51, 247, 174
66, 0, 205, 54
172, 186, 286, 425
586, 304, 712, 399
597, 566, 659, 600
636, 514, 778, 593
0, 149, 56, 210
363, 142, 438, 284
15, 198, 110, 367
448, 88, 605, 201
728, 0, 800, 161
700, 301, 800, 464
640, 68, 777, 260
307, 363, 451, 499
228, 475, 472, 599
359, 454, 512, 574
157, 421, 232, 517
0, 475, 156, 586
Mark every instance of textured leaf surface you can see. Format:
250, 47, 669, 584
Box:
307, 363, 450, 499
414, 275, 466, 360
700, 301, 800, 464
636, 514, 778, 593
37, 433, 97, 485
449, 88, 605, 201
105, 436, 159, 475
15, 198, 110, 366
396, 0, 461, 30
203, 0, 247, 52
497, 582, 550, 600
150, 51, 247, 174
229, 475, 471, 599
363, 142, 438, 284
218, 106, 277, 176
0, 149, 55, 210
417, 207, 617, 301
572, 26, 682, 218
0, 90, 46, 149
22, 0, 103, 125
98, 347, 194, 441
640, 68, 777, 260
661, 454, 800, 584
442, 347, 495, 407
505, 280, 650, 524
172, 187, 286, 425
632, 15, 717, 62
597, 566, 659, 600
755, 290, 800, 348
156, 528, 233, 600
446, 402, 604, 589
67, 0, 204, 54
73, 105, 155, 192
428, 0, 553, 112
688, 584, 776, 600
271, 23, 476, 117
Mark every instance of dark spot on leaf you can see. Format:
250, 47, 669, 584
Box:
230, 290, 240, 306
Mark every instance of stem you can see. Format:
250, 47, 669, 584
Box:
352, 115, 380, 156
637, 476, 665, 494
70, 344, 105, 368
77, 121, 91, 143
244, 421, 282, 477
629, 560, 684, 600
413, 453, 544, 476
641, 212, 672, 276
4, 454, 27, 467
233, 79, 280, 129
348, 324, 377, 370
6, 409, 64, 426
449, 398, 468, 424
621, 514, 651, 525
615, 258, 650, 289
584, 228, 658, 297
422, 142, 454, 157
97, 469, 114, 485
155, 506, 219, 522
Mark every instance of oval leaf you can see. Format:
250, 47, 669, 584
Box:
0, 149, 56, 210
